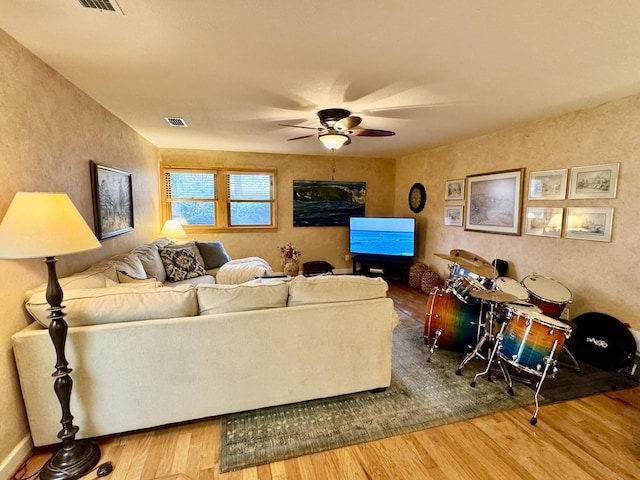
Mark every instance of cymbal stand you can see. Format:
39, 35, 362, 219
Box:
530, 339, 560, 426
468, 319, 515, 395
455, 299, 499, 376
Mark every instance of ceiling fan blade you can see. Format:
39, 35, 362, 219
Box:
348, 128, 395, 137
335, 115, 362, 131
278, 123, 321, 131
287, 134, 317, 141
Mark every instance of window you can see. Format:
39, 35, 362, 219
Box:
162, 167, 276, 231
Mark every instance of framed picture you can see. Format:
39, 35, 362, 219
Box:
90, 161, 134, 240
528, 169, 568, 200
564, 207, 614, 242
444, 206, 463, 226
525, 207, 563, 238
445, 179, 465, 200
568, 163, 619, 199
465, 168, 524, 235
293, 180, 365, 226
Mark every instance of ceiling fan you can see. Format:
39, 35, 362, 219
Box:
279, 108, 395, 150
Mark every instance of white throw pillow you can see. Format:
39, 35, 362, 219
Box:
108, 253, 148, 280
131, 243, 167, 282
196, 281, 288, 315
287, 275, 389, 306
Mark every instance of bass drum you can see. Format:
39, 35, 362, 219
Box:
424, 287, 481, 353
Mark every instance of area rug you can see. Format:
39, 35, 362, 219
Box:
219, 313, 536, 472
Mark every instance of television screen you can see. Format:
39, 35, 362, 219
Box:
349, 217, 416, 257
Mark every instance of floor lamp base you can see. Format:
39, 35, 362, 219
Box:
40, 440, 101, 480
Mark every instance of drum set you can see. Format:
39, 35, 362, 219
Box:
424, 249, 578, 425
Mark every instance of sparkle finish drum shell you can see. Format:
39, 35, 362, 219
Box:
425, 287, 481, 353
498, 304, 571, 376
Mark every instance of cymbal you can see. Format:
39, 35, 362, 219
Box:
449, 249, 490, 265
470, 290, 518, 303
434, 252, 498, 279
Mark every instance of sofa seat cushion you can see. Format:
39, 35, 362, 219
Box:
25, 285, 198, 328
215, 257, 274, 285
196, 280, 288, 315
287, 275, 389, 307
165, 274, 215, 287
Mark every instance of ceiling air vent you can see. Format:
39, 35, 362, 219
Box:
77, 0, 124, 15
165, 117, 188, 127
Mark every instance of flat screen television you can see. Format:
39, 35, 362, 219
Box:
349, 217, 416, 257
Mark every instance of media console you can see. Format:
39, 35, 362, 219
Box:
352, 254, 411, 284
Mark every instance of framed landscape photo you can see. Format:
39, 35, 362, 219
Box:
445, 179, 465, 201
525, 207, 563, 238
444, 205, 463, 226
465, 168, 524, 235
564, 207, 614, 242
569, 163, 619, 199
90, 161, 134, 240
528, 169, 568, 200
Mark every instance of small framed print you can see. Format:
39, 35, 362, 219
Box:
445, 179, 465, 201
525, 207, 563, 238
564, 207, 614, 242
444, 206, 463, 226
528, 169, 568, 200
569, 163, 619, 199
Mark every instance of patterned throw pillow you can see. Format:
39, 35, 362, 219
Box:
159, 247, 208, 282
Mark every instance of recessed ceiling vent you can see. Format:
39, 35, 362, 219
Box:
77, 0, 124, 15
165, 117, 188, 127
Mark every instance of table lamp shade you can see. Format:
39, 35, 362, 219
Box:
0, 192, 101, 259
159, 219, 187, 240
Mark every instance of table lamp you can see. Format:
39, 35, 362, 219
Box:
0, 192, 102, 480
159, 219, 187, 243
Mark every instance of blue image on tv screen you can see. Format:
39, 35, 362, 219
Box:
349, 217, 415, 257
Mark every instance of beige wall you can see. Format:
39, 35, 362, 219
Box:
0, 29, 161, 469
395, 94, 640, 330
160, 149, 396, 270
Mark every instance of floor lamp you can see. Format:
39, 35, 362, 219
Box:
0, 193, 102, 480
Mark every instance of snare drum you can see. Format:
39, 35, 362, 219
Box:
521, 275, 572, 319
494, 277, 530, 301
451, 275, 487, 304
498, 304, 571, 376
425, 288, 481, 353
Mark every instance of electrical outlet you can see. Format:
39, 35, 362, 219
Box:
345, 254, 350, 261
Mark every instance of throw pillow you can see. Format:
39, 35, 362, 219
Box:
195, 240, 232, 269
131, 243, 166, 282
159, 247, 208, 282
161, 242, 206, 269
108, 254, 148, 280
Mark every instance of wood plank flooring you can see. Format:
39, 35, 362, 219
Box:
18, 283, 640, 480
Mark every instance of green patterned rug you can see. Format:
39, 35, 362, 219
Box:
219, 313, 535, 472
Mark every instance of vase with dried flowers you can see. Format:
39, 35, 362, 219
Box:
279, 242, 302, 276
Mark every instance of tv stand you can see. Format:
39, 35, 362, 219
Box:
352, 254, 411, 284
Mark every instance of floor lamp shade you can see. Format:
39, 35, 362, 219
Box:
0, 192, 101, 258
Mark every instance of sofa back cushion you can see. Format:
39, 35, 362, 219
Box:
287, 275, 389, 307
196, 280, 288, 315
26, 285, 198, 328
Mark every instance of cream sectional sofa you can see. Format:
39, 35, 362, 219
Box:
13, 259, 398, 446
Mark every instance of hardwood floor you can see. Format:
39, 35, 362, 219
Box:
18, 283, 640, 480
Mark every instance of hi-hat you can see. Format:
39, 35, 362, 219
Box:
434, 252, 498, 279
470, 290, 518, 303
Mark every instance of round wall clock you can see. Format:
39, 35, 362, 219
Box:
408, 182, 426, 213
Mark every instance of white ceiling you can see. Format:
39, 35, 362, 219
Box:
2, 1, 640, 158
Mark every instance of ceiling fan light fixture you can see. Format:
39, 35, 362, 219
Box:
319, 133, 349, 150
